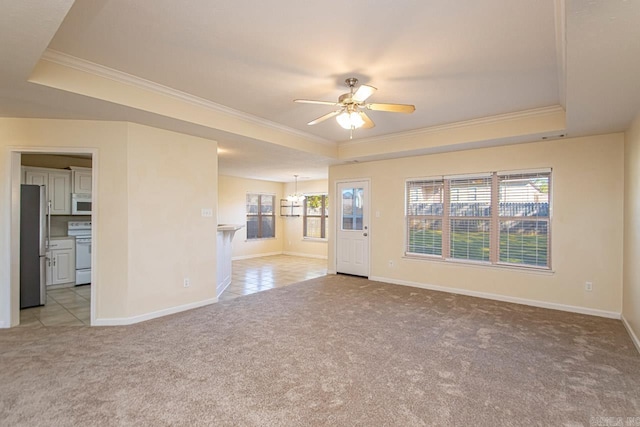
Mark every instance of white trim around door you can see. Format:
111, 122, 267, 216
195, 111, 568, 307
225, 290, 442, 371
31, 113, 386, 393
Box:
335, 179, 371, 278
3, 147, 98, 328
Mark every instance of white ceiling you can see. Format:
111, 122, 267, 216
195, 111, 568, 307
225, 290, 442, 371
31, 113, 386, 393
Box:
1, 1, 640, 182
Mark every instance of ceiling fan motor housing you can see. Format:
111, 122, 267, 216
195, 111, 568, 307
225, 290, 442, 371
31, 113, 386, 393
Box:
338, 93, 356, 105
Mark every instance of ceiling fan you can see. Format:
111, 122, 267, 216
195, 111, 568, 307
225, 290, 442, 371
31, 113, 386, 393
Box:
294, 77, 416, 138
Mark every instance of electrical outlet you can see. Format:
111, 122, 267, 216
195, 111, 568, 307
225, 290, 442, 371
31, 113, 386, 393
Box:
585, 281, 593, 292
184, 278, 190, 288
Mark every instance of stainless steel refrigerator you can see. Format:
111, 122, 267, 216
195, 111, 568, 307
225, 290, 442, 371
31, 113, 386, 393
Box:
20, 184, 47, 309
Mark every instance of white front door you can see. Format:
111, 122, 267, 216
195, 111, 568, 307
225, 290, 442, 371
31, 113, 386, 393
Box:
336, 181, 369, 277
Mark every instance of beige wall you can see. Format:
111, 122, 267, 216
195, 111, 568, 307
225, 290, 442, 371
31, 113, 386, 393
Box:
282, 179, 329, 259
0, 118, 129, 325
218, 175, 284, 259
624, 113, 640, 346
0, 118, 218, 326
329, 134, 625, 314
125, 123, 218, 317
217, 176, 330, 260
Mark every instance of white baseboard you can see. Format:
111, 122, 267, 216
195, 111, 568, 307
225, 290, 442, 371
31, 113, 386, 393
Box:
0, 320, 9, 329
327, 270, 337, 275
232, 251, 283, 261
217, 278, 231, 298
621, 315, 640, 354
93, 297, 217, 326
369, 275, 621, 320
282, 251, 328, 260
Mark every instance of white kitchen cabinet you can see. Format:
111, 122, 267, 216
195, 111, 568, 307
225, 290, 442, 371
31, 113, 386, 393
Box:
24, 169, 48, 187
46, 238, 75, 286
71, 167, 92, 194
48, 171, 71, 215
22, 167, 72, 215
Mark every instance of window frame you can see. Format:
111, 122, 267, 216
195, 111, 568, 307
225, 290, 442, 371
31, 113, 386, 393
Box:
405, 169, 552, 270
303, 193, 328, 240
246, 193, 276, 240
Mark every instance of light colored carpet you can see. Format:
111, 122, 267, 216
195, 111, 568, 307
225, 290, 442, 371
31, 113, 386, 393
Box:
1, 275, 638, 426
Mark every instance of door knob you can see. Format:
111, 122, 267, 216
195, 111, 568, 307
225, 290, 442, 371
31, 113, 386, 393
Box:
363, 232, 368, 237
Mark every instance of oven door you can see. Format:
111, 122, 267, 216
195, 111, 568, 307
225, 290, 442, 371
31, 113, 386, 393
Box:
75, 237, 92, 270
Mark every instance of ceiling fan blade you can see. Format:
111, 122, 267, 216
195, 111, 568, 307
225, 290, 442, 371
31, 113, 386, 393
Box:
307, 110, 342, 125
359, 111, 375, 129
366, 103, 416, 113
352, 85, 377, 103
294, 99, 340, 106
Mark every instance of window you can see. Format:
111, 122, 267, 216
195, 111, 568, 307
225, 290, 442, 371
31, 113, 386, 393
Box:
407, 179, 443, 256
498, 171, 550, 267
449, 175, 492, 262
303, 194, 328, 239
406, 169, 551, 269
246, 194, 275, 239
341, 187, 364, 230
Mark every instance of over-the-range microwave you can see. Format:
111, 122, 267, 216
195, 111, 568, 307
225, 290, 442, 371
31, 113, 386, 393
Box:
71, 193, 92, 215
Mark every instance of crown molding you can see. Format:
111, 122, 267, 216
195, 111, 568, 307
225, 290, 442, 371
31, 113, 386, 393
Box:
554, 0, 567, 108
41, 49, 335, 147
338, 105, 566, 147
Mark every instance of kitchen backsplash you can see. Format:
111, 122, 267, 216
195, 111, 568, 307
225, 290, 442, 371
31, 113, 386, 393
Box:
50, 215, 91, 237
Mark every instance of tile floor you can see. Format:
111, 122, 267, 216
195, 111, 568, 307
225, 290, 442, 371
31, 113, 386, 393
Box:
19, 255, 328, 326
219, 255, 328, 301
20, 285, 91, 327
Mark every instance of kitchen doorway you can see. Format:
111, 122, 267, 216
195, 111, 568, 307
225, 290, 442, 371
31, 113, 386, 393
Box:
7, 148, 98, 327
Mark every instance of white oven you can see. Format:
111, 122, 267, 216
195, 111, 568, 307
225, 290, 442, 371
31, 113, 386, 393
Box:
68, 222, 92, 285
75, 237, 91, 285
71, 193, 92, 215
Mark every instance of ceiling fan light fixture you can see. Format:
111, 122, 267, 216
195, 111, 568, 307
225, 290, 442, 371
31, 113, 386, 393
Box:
336, 111, 364, 130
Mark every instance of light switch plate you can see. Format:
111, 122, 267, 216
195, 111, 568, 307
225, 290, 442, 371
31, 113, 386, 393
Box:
201, 208, 213, 217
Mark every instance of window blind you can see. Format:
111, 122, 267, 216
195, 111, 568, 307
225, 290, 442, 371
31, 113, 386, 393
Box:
405, 169, 551, 269
246, 194, 275, 239
448, 176, 492, 262
497, 171, 550, 267
406, 179, 444, 256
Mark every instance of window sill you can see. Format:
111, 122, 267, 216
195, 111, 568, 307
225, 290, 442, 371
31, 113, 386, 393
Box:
245, 237, 277, 242
302, 237, 328, 242
403, 254, 554, 275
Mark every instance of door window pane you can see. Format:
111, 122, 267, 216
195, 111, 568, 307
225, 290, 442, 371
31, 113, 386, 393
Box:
341, 188, 363, 231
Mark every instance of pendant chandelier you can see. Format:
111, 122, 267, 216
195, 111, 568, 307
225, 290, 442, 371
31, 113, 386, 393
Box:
286, 175, 305, 203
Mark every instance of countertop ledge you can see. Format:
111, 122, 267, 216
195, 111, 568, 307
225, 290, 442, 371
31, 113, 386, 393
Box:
217, 224, 244, 232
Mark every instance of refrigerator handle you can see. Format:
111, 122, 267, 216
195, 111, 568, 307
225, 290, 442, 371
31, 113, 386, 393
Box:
39, 186, 48, 254
47, 199, 51, 250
